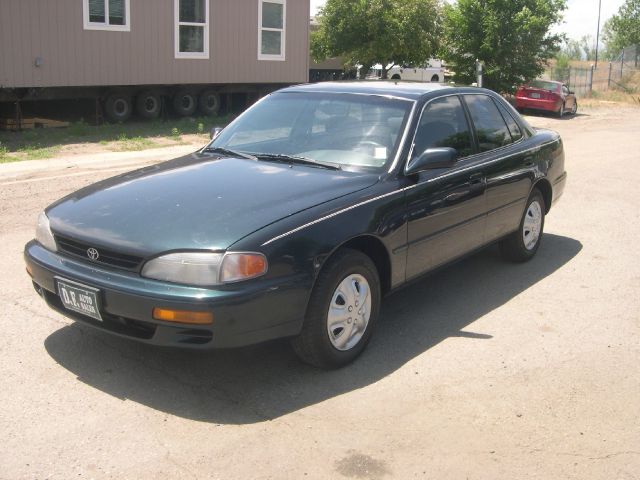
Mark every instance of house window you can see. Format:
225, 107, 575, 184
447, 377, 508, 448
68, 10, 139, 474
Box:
175, 0, 210, 59
258, 0, 286, 61
83, 0, 130, 31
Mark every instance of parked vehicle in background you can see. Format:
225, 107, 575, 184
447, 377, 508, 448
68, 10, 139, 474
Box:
388, 60, 445, 83
25, 82, 567, 369
515, 80, 578, 117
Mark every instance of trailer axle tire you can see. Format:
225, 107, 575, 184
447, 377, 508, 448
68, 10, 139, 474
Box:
135, 91, 162, 119
172, 90, 197, 117
104, 93, 133, 123
198, 90, 221, 116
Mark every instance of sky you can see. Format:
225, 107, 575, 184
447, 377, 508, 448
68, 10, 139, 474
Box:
309, 0, 627, 41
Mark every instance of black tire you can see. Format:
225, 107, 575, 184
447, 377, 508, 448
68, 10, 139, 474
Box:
557, 102, 565, 118
135, 90, 162, 119
198, 90, 221, 116
291, 249, 381, 369
172, 90, 197, 117
571, 100, 578, 115
500, 189, 545, 262
104, 93, 132, 123
391, 74, 401, 80
431, 74, 440, 82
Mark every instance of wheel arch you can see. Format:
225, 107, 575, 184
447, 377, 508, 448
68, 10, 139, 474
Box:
532, 178, 552, 214
318, 235, 392, 296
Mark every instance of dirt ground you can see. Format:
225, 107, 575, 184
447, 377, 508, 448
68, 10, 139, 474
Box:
0, 105, 639, 479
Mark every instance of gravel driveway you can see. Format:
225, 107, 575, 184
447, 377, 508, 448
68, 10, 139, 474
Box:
1, 106, 638, 479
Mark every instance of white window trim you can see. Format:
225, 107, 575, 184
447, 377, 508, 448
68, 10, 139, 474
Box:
175, 0, 210, 59
83, 0, 131, 32
258, 0, 286, 61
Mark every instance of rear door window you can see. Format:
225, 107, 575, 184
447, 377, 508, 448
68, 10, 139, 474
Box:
463, 95, 513, 152
495, 100, 523, 142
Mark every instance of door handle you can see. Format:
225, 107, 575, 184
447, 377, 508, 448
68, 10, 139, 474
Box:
469, 172, 485, 184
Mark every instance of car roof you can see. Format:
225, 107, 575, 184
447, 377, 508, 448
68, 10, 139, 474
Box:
279, 81, 458, 101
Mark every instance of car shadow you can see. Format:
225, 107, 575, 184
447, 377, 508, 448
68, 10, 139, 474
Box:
524, 111, 588, 121
45, 233, 582, 425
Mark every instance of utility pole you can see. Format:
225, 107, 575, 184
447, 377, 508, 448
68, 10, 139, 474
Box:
595, 0, 602, 68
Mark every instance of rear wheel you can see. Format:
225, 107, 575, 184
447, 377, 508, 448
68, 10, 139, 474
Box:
571, 100, 578, 115
431, 74, 440, 82
198, 90, 221, 116
135, 91, 162, 119
391, 74, 401, 80
500, 189, 545, 262
104, 93, 132, 123
291, 249, 381, 368
172, 90, 197, 117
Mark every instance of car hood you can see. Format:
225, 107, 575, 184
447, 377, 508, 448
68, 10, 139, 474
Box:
46, 153, 379, 255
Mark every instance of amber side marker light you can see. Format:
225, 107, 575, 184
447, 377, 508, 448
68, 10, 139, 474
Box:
153, 308, 214, 325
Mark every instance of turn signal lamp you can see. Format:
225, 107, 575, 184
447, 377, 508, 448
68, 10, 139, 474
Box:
152, 308, 214, 325
220, 253, 268, 283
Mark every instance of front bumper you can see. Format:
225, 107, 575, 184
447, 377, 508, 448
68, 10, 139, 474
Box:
25, 241, 310, 349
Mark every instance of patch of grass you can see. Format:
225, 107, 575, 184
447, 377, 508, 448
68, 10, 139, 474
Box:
582, 90, 640, 107
0, 114, 234, 163
0, 143, 18, 163
116, 136, 159, 151
17, 144, 62, 160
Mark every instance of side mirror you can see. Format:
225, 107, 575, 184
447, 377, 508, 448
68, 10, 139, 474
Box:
406, 147, 457, 175
210, 127, 223, 140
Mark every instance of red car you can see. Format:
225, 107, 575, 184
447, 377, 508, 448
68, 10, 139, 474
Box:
515, 79, 577, 117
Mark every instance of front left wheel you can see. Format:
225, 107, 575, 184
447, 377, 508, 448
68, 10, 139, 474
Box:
291, 249, 381, 369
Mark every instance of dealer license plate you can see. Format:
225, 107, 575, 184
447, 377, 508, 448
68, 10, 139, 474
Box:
56, 278, 102, 322
530, 92, 541, 99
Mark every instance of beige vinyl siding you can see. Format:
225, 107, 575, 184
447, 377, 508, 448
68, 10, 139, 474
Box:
0, 0, 309, 89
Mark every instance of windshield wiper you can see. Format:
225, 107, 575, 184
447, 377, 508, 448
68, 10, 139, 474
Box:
252, 153, 341, 170
202, 147, 257, 161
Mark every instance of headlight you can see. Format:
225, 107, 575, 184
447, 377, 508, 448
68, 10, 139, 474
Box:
36, 212, 57, 252
141, 252, 267, 286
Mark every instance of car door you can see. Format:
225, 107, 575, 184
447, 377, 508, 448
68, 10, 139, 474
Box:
404, 95, 487, 280
461, 94, 534, 243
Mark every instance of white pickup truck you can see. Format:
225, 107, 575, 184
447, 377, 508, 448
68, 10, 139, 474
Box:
388, 60, 445, 83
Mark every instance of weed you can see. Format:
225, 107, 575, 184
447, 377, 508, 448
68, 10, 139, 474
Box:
116, 136, 158, 151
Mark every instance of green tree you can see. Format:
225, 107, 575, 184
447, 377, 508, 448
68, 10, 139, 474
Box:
311, 0, 442, 79
560, 38, 583, 60
602, 0, 640, 59
442, 0, 567, 92
559, 35, 597, 61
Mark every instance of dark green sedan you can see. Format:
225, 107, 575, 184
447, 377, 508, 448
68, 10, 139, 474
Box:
25, 82, 567, 368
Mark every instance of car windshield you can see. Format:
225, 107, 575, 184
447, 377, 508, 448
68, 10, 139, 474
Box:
529, 80, 559, 92
208, 92, 413, 171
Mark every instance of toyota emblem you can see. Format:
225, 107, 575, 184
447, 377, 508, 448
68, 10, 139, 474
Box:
87, 248, 100, 261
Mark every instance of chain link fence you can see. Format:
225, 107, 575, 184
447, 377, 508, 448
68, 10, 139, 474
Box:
544, 45, 640, 96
